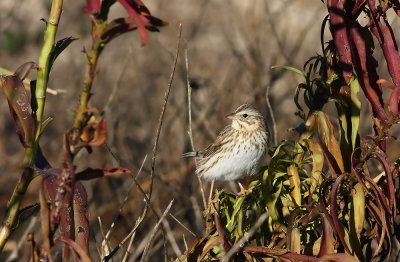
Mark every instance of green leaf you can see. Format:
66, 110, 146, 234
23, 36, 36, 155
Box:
350, 77, 361, 149
226, 197, 245, 232
271, 65, 306, 78
265, 179, 283, 223
48, 36, 79, 74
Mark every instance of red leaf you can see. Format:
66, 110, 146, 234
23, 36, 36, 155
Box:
83, 0, 100, 14
318, 213, 335, 257
60, 190, 74, 259
76, 167, 132, 180
103, 18, 138, 44
330, 173, 352, 254
117, 0, 167, 46
73, 182, 89, 256
89, 118, 106, 147
1, 75, 35, 147
40, 178, 53, 260
14, 62, 38, 81
55, 238, 92, 262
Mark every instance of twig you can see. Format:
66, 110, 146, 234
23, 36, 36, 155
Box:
5, 216, 37, 262
169, 213, 197, 237
104, 155, 147, 242
161, 219, 182, 258
121, 221, 137, 262
221, 212, 269, 262
101, 156, 147, 261
182, 234, 188, 251
140, 200, 174, 262
265, 85, 277, 146
129, 230, 152, 262
148, 23, 182, 202
190, 196, 204, 231
98, 217, 111, 259
185, 40, 207, 210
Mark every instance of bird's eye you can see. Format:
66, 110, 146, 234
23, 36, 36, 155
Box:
243, 114, 248, 118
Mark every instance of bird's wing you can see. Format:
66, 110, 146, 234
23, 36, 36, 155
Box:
199, 125, 231, 158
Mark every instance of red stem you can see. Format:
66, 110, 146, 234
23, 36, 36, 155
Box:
327, 0, 353, 82
369, 13, 400, 116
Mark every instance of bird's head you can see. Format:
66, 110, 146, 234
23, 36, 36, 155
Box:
226, 103, 266, 131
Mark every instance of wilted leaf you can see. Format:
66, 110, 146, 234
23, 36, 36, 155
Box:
1, 74, 35, 147
73, 182, 89, 256
351, 183, 365, 237
287, 166, 301, 206
14, 62, 38, 81
75, 167, 131, 180
350, 77, 361, 149
330, 173, 351, 253
89, 118, 106, 146
308, 140, 323, 195
318, 213, 335, 257
314, 111, 344, 176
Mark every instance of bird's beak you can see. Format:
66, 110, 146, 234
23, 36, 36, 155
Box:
226, 113, 237, 120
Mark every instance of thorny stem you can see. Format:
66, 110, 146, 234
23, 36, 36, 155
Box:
0, 0, 63, 253
73, 19, 107, 130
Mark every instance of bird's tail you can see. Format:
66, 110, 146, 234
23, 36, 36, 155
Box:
182, 152, 198, 157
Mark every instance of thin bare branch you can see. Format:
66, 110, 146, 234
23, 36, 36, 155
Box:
98, 217, 111, 259
149, 23, 182, 201
265, 85, 277, 146
122, 221, 137, 262
5, 216, 37, 262
169, 213, 197, 237
185, 40, 207, 210
162, 219, 182, 258
140, 200, 174, 262
221, 212, 269, 262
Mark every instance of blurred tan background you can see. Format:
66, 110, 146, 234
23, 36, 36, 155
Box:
1, 0, 391, 261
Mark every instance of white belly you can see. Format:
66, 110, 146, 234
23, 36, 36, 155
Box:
198, 141, 266, 181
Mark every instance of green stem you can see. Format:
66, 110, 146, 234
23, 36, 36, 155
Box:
73, 20, 106, 130
0, 0, 63, 253
73, 47, 101, 129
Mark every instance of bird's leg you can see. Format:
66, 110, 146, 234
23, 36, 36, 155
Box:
238, 182, 245, 193
208, 180, 215, 205
237, 180, 254, 196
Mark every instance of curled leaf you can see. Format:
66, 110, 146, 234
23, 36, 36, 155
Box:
308, 140, 324, 195
90, 117, 106, 146
1, 74, 35, 147
314, 111, 344, 176
116, 0, 167, 46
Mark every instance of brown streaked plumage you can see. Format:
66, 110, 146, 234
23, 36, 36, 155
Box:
184, 103, 269, 182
